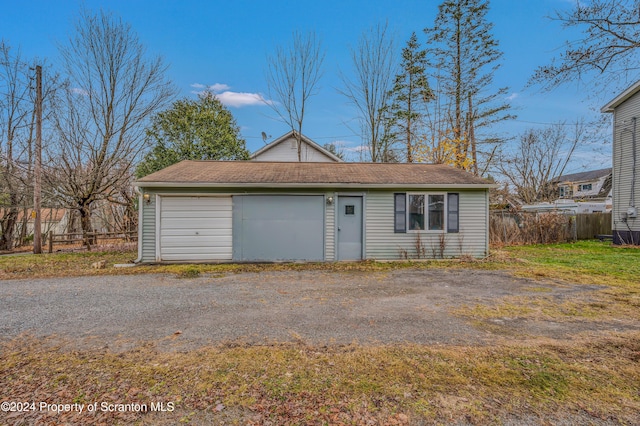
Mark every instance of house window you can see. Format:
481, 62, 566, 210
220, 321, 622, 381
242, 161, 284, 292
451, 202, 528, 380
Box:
409, 194, 425, 230
579, 183, 592, 191
394, 193, 406, 233
398, 193, 449, 232
428, 194, 444, 230
345, 205, 355, 215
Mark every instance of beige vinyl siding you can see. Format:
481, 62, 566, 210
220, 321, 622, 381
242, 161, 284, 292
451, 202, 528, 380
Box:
612, 90, 640, 233
140, 193, 156, 262
253, 137, 336, 162
365, 190, 488, 259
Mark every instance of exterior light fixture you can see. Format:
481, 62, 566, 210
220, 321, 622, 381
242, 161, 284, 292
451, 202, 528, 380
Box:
326, 196, 334, 205
143, 193, 151, 204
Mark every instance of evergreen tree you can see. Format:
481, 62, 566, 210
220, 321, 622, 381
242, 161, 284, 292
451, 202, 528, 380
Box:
386, 32, 433, 162
424, 0, 513, 174
136, 92, 249, 178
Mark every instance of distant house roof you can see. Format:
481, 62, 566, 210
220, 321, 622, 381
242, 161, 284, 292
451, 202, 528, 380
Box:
601, 80, 640, 112
135, 161, 492, 189
553, 168, 612, 184
0, 208, 67, 223
250, 131, 342, 162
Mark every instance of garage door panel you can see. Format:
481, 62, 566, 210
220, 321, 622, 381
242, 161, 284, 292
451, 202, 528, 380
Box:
234, 195, 324, 261
159, 196, 232, 261
160, 237, 232, 247
161, 218, 230, 229
161, 253, 230, 261
160, 246, 232, 254
161, 229, 232, 237
161, 210, 231, 219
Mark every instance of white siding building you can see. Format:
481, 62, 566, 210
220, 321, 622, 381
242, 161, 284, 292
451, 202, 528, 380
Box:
602, 81, 640, 244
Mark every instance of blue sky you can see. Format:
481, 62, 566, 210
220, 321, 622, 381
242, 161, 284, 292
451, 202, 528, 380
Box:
0, 0, 619, 171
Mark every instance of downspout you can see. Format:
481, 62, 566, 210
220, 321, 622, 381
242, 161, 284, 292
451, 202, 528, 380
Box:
630, 117, 637, 211
134, 186, 143, 263
629, 118, 638, 244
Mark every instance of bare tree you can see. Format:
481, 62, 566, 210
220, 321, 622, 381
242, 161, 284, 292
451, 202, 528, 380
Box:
266, 31, 324, 161
531, 0, 640, 94
495, 121, 587, 204
0, 42, 33, 250
49, 9, 174, 240
340, 23, 397, 162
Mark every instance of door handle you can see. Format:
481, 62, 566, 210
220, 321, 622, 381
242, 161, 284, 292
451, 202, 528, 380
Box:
338, 227, 341, 231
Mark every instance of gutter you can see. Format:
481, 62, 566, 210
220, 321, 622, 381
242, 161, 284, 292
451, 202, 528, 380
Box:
133, 182, 497, 190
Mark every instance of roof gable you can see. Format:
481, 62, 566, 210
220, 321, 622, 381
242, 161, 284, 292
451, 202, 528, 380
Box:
250, 131, 342, 162
601, 80, 640, 113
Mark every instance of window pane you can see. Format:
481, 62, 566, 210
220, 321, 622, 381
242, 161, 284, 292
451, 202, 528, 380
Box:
409, 195, 424, 230
394, 193, 406, 233
428, 194, 444, 230
447, 193, 459, 233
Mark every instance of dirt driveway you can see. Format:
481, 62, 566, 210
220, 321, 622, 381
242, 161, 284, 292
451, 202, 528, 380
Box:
0, 268, 632, 349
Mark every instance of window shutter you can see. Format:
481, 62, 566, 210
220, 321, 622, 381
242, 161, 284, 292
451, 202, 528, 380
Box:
394, 193, 406, 233
447, 193, 459, 233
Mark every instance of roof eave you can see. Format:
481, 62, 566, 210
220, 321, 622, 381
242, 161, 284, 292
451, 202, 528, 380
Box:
134, 181, 496, 190
601, 80, 640, 113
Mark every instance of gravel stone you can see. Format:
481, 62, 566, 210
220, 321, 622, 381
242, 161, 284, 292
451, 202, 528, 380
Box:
0, 268, 634, 350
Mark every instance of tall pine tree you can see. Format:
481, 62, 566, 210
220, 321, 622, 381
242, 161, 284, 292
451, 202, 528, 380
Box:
386, 32, 433, 163
424, 0, 513, 174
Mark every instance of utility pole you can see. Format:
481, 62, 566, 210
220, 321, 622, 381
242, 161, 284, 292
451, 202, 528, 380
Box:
33, 65, 42, 254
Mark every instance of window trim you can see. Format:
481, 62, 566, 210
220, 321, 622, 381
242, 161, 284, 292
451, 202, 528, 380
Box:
406, 192, 448, 233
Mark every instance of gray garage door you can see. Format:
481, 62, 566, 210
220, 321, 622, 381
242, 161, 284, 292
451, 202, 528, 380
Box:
233, 195, 324, 261
159, 196, 232, 261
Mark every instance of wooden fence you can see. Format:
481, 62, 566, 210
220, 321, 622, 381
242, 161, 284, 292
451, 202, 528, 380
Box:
490, 211, 612, 245
48, 231, 137, 253
574, 212, 612, 240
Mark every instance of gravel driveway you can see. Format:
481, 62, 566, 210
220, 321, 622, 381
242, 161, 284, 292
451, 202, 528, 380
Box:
0, 269, 628, 349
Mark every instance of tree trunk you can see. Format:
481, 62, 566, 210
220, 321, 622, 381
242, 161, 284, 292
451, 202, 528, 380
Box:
0, 203, 18, 251
79, 204, 95, 246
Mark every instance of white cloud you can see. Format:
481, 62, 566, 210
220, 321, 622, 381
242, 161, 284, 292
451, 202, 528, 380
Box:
71, 87, 88, 96
209, 83, 231, 92
216, 91, 273, 107
190, 82, 273, 107
345, 144, 369, 153
506, 92, 519, 101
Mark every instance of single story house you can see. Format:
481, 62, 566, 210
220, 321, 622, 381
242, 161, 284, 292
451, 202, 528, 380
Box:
251, 130, 342, 162
602, 81, 640, 244
133, 161, 492, 263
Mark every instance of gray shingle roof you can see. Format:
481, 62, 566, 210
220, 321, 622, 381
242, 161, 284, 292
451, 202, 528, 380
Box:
135, 161, 491, 188
553, 168, 612, 183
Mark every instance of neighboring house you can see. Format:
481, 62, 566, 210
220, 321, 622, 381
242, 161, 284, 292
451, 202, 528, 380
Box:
602, 81, 640, 244
134, 161, 492, 263
0, 208, 68, 246
251, 131, 342, 162
518, 168, 612, 214
554, 168, 612, 201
